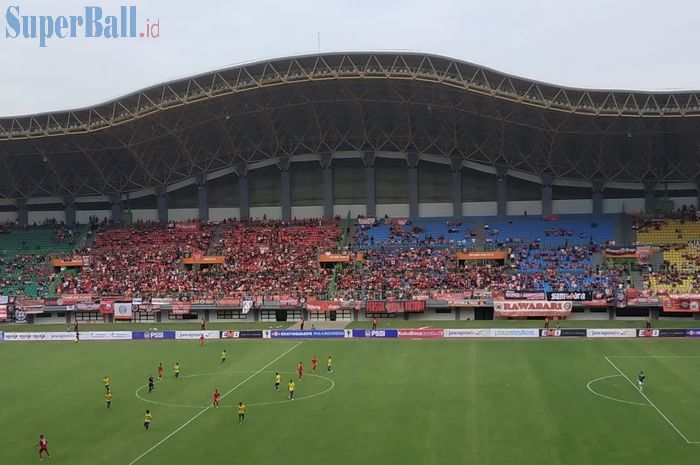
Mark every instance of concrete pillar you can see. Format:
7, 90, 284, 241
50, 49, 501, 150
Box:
156, 186, 167, 224
197, 174, 208, 222
541, 172, 553, 218
320, 152, 333, 218
644, 181, 656, 213
109, 194, 122, 222
450, 153, 463, 219
592, 180, 604, 216
407, 152, 419, 220
279, 155, 291, 221
237, 162, 249, 220
16, 199, 28, 226
496, 165, 508, 217
63, 195, 76, 226
362, 151, 376, 217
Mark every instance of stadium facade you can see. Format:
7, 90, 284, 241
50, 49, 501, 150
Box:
1, 52, 699, 225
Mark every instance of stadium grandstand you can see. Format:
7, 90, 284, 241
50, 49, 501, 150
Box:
0, 52, 699, 324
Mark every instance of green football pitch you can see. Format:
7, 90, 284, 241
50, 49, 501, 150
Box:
1, 338, 698, 465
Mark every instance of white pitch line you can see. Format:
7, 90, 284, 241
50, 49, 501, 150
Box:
604, 356, 699, 444
607, 355, 700, 359
586, 374, 650, 407
127, 341, 303, 465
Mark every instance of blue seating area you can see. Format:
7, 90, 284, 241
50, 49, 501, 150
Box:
485, 216, 615, 247
514, 246, 593, 274
354, 220, 474, 248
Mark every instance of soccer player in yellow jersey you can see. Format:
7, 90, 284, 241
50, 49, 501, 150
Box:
174, 362, 181, 380
327, 355, 333, 373
105, 391, 112, 408
274, 372, 281, 391
144, 410, 152, 430
103, 376, 110, 391
221, 350, 227, 364
288, 380, 296, 400
237, 402, 246, 423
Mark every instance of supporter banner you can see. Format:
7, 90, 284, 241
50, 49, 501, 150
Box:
175, 330, 220, 340
540, 329, 587, 337
443, 328, 490, 338
0, 296, 8, 304
448, 299, 488, 307
318, 253, 350, 263
183, 254, 225, 265
220, 330, 263, 339
586, 328, 636, 338
490, 328, 539, 338
357, 217, 376, 225
0, 305, 7, 321
51, 258, 83, 268
132, 331, 176, 340
636, 329, 687, 338
430, 292, 483, 307
614, 291, 627, 308
338, 299, 362, 310
171, 302, 191, 315
15, 299, 44, 310
662, 296, 700, 312
174, 222, 201, 231
278, 295, 300, 308
493, 300, 573, 317
351, 329, 398, 338
267, 329, 346, 339
397, 328, 444, 339
366, 301, 426, 313
306, 300, 340, 312
215, 298, 241, 307
151, 298, 173, 305
546, 292, 591, 302
385, 218, 408, 226
669, 293, 700, 300
504, 291, 546, 300
625, 289, 660, 306
685, 329, 700, 337
637, 246, 652, 265
56, 294, 94, 305
241, 300, 254, 314
113, 302, 133, 320
582, 297, 609, 307
82, 331, 132, 341
75, 302, 100, 311
604, 246, 638, 258
455, 251, 506, 260
13, 309, 27, 323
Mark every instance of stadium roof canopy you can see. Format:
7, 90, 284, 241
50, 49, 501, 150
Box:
1, 51, 700, 199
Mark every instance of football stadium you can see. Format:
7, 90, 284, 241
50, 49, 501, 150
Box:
1, 49, 700, 465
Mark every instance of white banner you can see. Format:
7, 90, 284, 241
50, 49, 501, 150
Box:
0, 331, 3, 341
494, 300, 573, 317
586, 328, 636, 338
48, 332, 78, 341
490, 328, 540, 338
113, 302, 133, 320
82, 331, 133, 340
175, 330, 220, 340
3, 332, 51, 341
443, 328, 490, 338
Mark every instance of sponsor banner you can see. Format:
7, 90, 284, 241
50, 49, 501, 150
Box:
114, 302, 133, 320
306, 300, 340, 312
540, 329, 587, 337
366, 301, 426, 313
494, 300, 573, 317
267, 330, 346, 339
455, 251, 507, 260
132, 331, 176, 340
357, 217, 376, 225
546, 292, 591, 302
351, 329, 398, 338
3, 332, 50, 341
215, 298, 241, 307
685, 329, 700, 337
586, 328, 636, 338
443, 328, 490, 338
82, 331, 132, 341
491, 328, 540, 338
175, 330, 220, 340
48, 332, 78, 341
504, 291, 547, 300
397, 328, 444, 339
637, 329, 687, 338
171, 302, 191, 315
220, 330, 263, 339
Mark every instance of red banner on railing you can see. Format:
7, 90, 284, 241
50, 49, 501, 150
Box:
171, 302, 191, 315
306, 300, 340, 312
366, 300, 426, 313
662, 296, 700, 312
174, 222, 201, 231
99, 300, 113, 314
494, 300, 573, 317
215, 298, 241, 307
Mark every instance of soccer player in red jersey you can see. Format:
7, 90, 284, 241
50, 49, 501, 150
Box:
199, 334, 205, 347
297, 362, 303, 380
311, 355, 317, 373
36, 434, 50, 460
213, 389, 221, 408
157, 363, 163, 380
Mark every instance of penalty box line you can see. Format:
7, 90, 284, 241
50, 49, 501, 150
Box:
127, 341, 304, 465
604, 356, 699, 444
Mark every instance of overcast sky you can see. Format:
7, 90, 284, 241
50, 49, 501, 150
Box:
1, 0, 698, 117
